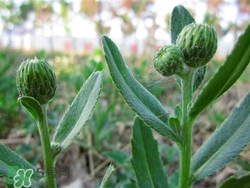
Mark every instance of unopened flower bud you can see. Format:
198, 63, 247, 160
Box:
153, 45, 184, 77
16, 58, 57, 104
176, 23, 217, 67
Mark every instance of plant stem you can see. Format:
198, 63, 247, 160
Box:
178, 69, 196, 188
37, 104, 57, 188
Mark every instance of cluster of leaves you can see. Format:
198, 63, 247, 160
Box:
102, 5, 250, 188
1, 4, 250, 187
0, 48, 160, 187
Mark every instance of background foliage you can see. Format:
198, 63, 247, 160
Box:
0, 0, 250, 187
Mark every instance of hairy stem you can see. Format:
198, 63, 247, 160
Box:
37, 104, 57, 188
178, 69, 196, 188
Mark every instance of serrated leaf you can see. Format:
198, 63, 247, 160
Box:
171, 5, 195, 44
18, 96, 43, 122
102, 35, 178, 142
52, 71, 102, 153
0, 143, 39, 186
131, 117, 169, 188
98, 164, 115, 188
190, 92, 250, 182
189, 24, 250, 117
218, 172, 250, 188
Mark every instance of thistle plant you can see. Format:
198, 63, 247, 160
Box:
102, 5, 250, 188
0, 58, 105, 187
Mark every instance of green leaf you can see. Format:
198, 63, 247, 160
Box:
102, 35, 178, 142
168, 170, 179, 188
18, 96, 43, 121
168, 117, 181, 138
189, 24, 250, 117
131, 117, 169, 188
171, 5, 195, 44
0, 143, 39, 186
52, 71, 102, 154
190, 92, 250, 182
218, 172, 250, 188
103, 150, 129, 166
174, 104, 182, 120
98, 164, 115, 188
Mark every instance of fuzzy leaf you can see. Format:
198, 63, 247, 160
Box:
102, 35, 178, 142
131, 117, 169, 188
171, 5, 195, 44
52, 71, 102, 154
98, 164, 115, 188
218, 172, 250, 188
190, 92, 250, 182
189, 24, 250, 117
18, 96, 43, 122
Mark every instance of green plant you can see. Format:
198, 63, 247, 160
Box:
0, 58, 105, 187
102, 5, 250, 188
0, 51, 19, 135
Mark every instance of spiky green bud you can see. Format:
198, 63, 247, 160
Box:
16, 58, 57, 105
153, 45, 185, 77
176, 23, 217, 67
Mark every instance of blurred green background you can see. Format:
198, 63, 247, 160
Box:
0, 0, 250, 187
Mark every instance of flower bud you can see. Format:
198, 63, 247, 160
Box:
16, 58, 57, 104
153, 45, 184, 77
176, 23, 217, 67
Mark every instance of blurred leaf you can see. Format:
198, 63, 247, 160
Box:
131, 117, 169, 188
99, 164, 115, 188
160, 145, 179, 165
233, 158, 250, 171
168, 170, 179, 188
103, 150, 129, 166
218, 172, 250, 188
52, 71, 102, 155
189, 24, 250, 117
0, 51, 15, 76
171, 5, 195, 44
190, 92, 250, 182
102, 35, 178, 142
